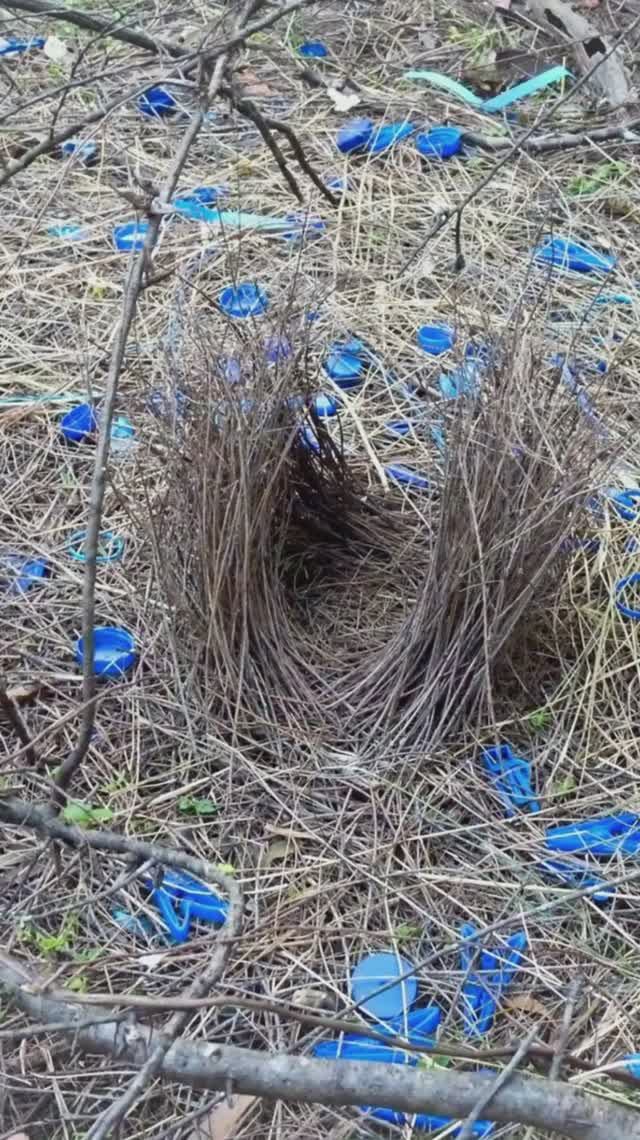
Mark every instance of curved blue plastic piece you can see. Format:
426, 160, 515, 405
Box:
605, 488, 640, 522
538, 859, 614, 904
460, 925, 527, 1037
337, 118, 374, 153
616, 573, 640, 621
361, 1106, 494, 1136
439, 365, 479, 400
417, 324, 455, 355
264, 335, 291, 363
534, 236, 616, 274
385, 464, 431, 490
60, 402, 98, 443
386, 419, 412, 438
625, 1055, 640, 1080
138, 86, 177, 117
314, 393, 338, 417
481, 744, 540, 816
416, 127, 463, 159
281, 214, 326, 242
143, 869, 229, 943
177, 186, 228, 206
323, 349, 364, 387
298, 41, 328, 57
0, 36, 45, 55
351, 951, 417, 1020
112, 908, 157, 939
61, 139, 98, 165
66, 529, 124, 564
482, 66, 570, 113
367, 121, 416, 154
218, 282, 269, 318
313, 1006, 441, 1064
0, 555, 48, 596
113, 221, 149, 252
546, 813, 640, 857
75, 626, 137, 680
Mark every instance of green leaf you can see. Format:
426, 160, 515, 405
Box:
63, 801, 113, 828
216, 862, 235, 876
178, 796, 218, 817
568, 160, 629, 196
394, 922, 423, 942
68, 973, 88, 993
527, 708, 552, 732
417, 1053, 451, 1069
553, 773, 576, 799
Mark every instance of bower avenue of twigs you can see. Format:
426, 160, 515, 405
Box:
3, 0, 640, 1137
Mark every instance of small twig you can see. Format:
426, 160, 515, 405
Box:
457, 1026, 540, 1140
462, 118, 640, 154
229, 90, 305, 202
550, 977, 583, 1081
0, 1012, 129, 1041
0, 679, 38, 767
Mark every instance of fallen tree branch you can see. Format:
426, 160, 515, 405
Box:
462, 117, 640, 153
1, 954, 638, 1140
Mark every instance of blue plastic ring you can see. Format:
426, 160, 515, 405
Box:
66, 529, 125, 564
615, 573, 640, 620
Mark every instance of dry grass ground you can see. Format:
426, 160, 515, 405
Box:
3, 1, 640, 1137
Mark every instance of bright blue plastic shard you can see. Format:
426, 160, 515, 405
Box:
534, 236, 616, 274
460, 924, 527, 1037
482, 66, 570, 112
403, 70, 483, 107
362, 1106, 494, 1136
546, 813, 640, 858
367, 122, 416, 154
538, 858, 614, 904
481, 744, 540, 816
143, 869, 228, 944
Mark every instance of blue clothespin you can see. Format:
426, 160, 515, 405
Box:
313, 1005, 441, 1063
538, 858, 614, 904
460, 924, 527, 1037
545, 812, 640, 858
481, 745, 540, 816
604, 488, 640, 522
361, 1106, 494, 1136
143, 869, 228, 943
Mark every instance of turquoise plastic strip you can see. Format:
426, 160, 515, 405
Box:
482, 66, 570, 112
402, 70, 483, 107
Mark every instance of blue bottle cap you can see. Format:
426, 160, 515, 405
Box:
66, 529, 125, 564
138, 87, 177, 117
218, 282, 269, 318
615, 573, 640, 621
323, 350, 364, 387
351, 951, 417, 1020
60, 402, 98, 444
1, 554, 49, 596
337, 118, 375, 154
313, 393, 338, 417
416, 126, 463, 159
113, 221, 149, 252
367, 122, 415, 155
417, 324, 455, 355
75, 625, 137, 678
298, 41, 328, 57
61, 139, 98, 165
182, 185, 228, 204
264, 335, 291, 363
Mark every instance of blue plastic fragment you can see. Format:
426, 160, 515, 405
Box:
482, 66, 570, 112
218, 282, 269, 318
534, 236, 616, 274
351, 951, 417, 1020
66, 529, 124, 564
48, 223, 89, 241
416, 127, 463, 159
460, 925, 527, 1037
298, 40, 328, 57
439, 365, 479, 400
325, 175, 350, 192
625, 1055, 640, 1080
112, 908, 158, 939
361, 1106, 494, 1136
538, 858, 614, 904
323, 344, 365, 388
313, 1006, 441, 1064
546, 812, 640, 857
615, 573, 640, 620
299, 424, 320, 453
386, 419, 412, 438
605, 488, 640, 522
264, 335, 291, 363
367, 121, 416, 154
385, 464, 431, 490
60, 402, 98, 443
138, 86, 177, 117
481, 744, 540, 816
0, 555, 48, 596
142, 869, 228, 943
148, 387, 188, 417
0, 35, 45, 55
113, 221, 149, 252
403, 70, 483, 107
75, 625, 137, 679
314, 393, 338, 417
337, 118, 375, 153
61, 139, 98, 165
417, 324, 455, 355
281, 213, 326, 242
177, 185, 228, 206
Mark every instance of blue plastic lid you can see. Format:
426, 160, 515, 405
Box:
113, 221, 149, 252
182, 185, 228, 204
337, 118, 374, 154
298, 40, 328, 57
615, 573, 640, 621
61, 139, 98, 165
264, 335, 291, 363
368, 122, 415, 155
313, 393, 338, 417
1, 554, 49, 596
534, 236, 616, 275
138, 87, 177, 117
75, 625, 137, 678
417, 324, 455, 355
323, 351, 364, 387
416, 127, 463, 159
0, 36, 45, 55
60, 402, 98, 443
351, 951, 417, 1020
386, 464, 431, 490
218, 282, 269, 318
66, 529, 124, 564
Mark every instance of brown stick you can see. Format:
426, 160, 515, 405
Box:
0, 679, 38, 767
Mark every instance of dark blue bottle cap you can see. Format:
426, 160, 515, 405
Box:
313, 393, 338, 417
323, 351, 364, 388
337, 118, 375, 154
367, 122, 415, 155
138, 87, 177, 117
417, 324, 455, 355
351, 951, 417, 1019
218, 282, 269, 318
61, 139, 98, 165
75, 625, 137, 678
416, 126, 463, 159
113, 221, 149, 252
60, 402, 98, 443
298, 41, 328, 57
264, 336, 291, 363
